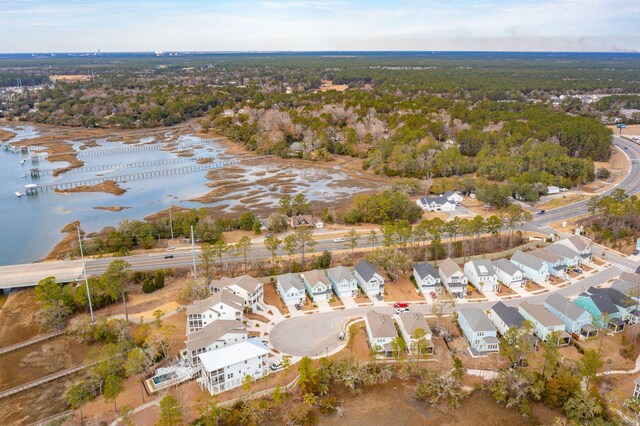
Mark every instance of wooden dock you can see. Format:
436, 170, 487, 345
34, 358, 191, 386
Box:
28, 160, 240, 193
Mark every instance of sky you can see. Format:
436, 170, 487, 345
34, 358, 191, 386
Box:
0, 0, 639, 53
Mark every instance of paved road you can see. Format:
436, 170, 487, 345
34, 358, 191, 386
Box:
528, 135, 640, 233
269, 265, 623, 357
1, 136, 639, 288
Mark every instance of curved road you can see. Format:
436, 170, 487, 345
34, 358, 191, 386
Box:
270, 265, 623, 357
2, 136, 640, 286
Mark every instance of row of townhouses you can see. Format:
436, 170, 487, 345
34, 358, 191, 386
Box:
364, 310, 434, 357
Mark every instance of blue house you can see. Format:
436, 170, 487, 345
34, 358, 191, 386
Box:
544, 293, 596, 339
529, 249, 568, 279
574, 288, 626, 332
457, 308, 499, 355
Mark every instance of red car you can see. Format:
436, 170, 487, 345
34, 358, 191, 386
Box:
393, 302, 409, 308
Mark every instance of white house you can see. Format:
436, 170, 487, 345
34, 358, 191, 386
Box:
413, 263, 442, 294
443, 191, 464, 204
464, 260, 499, 293
530, 248, 569, 279
354, 260, 384, 297
634, 377, 640, 399
510, 250, 550, 284
300, 270, 334, 302
397, 312, 434, 355
276, 273, 306, 306
210, 275, 264, 311
492, 258, 527, 289
186, 290, 244, 334
365, 310, 398, 357
182, 320, 248, 367
555, 236, 592, 262
327, 266, 359, 299
198, 338, 269, 395
488, 302, 528, 335
457, 308, 500, 354
438, 258, 468, 296
546, 244, 582, 268
416, 196, 456, 212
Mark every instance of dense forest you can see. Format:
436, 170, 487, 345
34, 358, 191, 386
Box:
2, 52, 633, 197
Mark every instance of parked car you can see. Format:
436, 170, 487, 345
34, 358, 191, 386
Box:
164, 254, 174, 259
572, 267, 583, 274
294, 304, 302, 311
166, 246, 176, 251
395, 308, 409, 314
393, 302, 409, 308
333, 237, 346, 243
537, 210, 546, 215
375, 294, 383, 301
270, 360, 283, 371
338, 331, 346, 340
430, 291, 437, 299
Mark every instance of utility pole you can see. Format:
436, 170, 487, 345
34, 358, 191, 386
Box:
191, 225, 197, 279
169, 205, 174, 243
77, 226, 95, 322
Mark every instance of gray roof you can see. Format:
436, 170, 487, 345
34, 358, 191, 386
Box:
530, 248, 562, 264
414, 263, 439, 281
366, 310, 398, 339
492, 258, 523, 277
302, 269, 331, 287
458, 308, 496, 332
578, 292, 619, 315
419, 195, 449, 205
519, 302, 564, 327
354, 260, 380, 282
443, 191, 459, 198
547, 244, 579, 260
561, 236, 590, 252
612, 278, 639, 296
277, 273, 305, 292
491, 302, 526, 329
185, 320, 247, 352
587, 286, 635, 309
466, 259, 496, 277
210, 275, 262, 294
620, 272, 640, 286
327, 266, 355, 284
186, 290, 244, 315
511, 250, 546, 271
439, 258, 463, 278
545, 293, 588, 321
398, 312, 432, 336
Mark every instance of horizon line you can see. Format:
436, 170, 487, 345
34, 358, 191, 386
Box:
1, 50, 639, 56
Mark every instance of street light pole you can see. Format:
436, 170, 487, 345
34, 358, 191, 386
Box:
77, 226, 94, 323
169, 205, 174, 243
191, 225, 197, 279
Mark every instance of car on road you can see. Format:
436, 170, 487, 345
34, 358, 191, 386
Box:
333, 237, 346, 243
537, 210, 546, 215
166, 246, 176, 251
393, 302, 409, 308
164, 254, 174, 259
625, 146, 629, 150
294, 303, 302, 311
395, 308, 409, 314
338, 331, 346, 340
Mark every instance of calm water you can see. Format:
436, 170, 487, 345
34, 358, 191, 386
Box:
0, 128, 226, 265
0, 126, 372, 265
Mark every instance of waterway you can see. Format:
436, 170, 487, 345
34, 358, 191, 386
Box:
0, 125, 373, 265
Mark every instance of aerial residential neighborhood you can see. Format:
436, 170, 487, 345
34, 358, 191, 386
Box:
1, 3, 640, 424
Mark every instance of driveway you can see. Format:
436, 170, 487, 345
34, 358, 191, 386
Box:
269, 266, 622, 357
316, 299, 332, 313
340, 296, 358, 309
